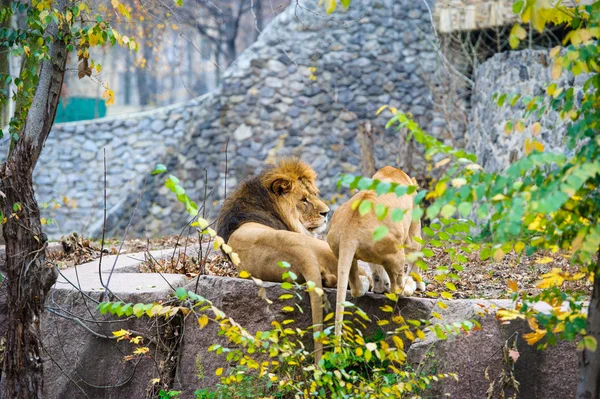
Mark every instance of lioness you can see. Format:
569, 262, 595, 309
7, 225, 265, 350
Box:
216, 158, 368, 362
327, 166, 424, 338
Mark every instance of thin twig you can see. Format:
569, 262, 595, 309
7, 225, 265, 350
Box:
98, 148, 108, 297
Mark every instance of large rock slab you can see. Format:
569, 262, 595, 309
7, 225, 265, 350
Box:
174, 276, 434, 397
407, 299, 579, 398
5, 248, 577, 399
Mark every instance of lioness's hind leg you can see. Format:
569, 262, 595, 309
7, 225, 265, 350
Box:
381, 250, 415, 297
349, 260, 368, 297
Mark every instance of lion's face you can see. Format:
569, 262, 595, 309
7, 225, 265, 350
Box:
295, 180, 330, 235
267, 172, 330, 236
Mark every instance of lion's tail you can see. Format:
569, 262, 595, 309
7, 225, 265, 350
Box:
334, 240, 358, 343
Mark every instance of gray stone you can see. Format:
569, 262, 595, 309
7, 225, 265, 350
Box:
150, 119, 166, 133
233, 124, 253, 141
259, 87, 275, 98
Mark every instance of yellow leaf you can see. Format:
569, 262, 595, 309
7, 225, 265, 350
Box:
324, 0, 336, 14
514, 242, 525, 253
523, 329, 546, 345
531, 122, 542, 136
440, 291, 452, 300
215, 367, 223, 376
507, 279, 518, 292
536, 268, 565, 288
239, 270, 250, 278
151, 378, 160, 385
222, 244, 233, 254
133, 347, 150, 355
549, 46, 560, 58
536, 256, 554, 264
551, 62, 562, 80
24, 45, 30, 56
511, 24, 527, 40
198, 315, 209, 329
230, 252, 241, 266
376, 105, 388, 115
130, 336, 143, 344
392, 335, 404, 350
434, 158, 450, 168
497, 309, 525, 321
515, 120, 525, 133
112, 329, 130, 340
494, 248, 505, 262
213, 236, 224, 250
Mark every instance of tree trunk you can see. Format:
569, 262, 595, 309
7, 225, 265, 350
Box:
225, 34, 237, 66
0, 3, 66, 395
254, 0, 263, 41
577, 251, 600, 399
397, 123, 413, 176
358, 121, 376, 177
0, 0, 10, 127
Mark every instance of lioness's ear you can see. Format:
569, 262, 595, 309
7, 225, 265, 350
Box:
271, 178, 292, 195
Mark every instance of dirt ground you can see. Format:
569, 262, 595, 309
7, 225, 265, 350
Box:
48, 233, 591, 300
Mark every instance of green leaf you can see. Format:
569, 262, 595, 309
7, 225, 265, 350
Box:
440, 204, 456, 218
512, 0, 523, 13
358, 200, 372, 216
152, 163, 166, 175
391, 208, 405, 222
165, 175, 179, 191
133, 303, 145, 318
376, 181, 392, 196
497, 93, 507, 107
411, 207, 423, 221
427, 203, 441, 220
414, 190, 427, 205
373, 225, 389, 242
281, 282, 293, 290
341, 0, 350, 7
98, 302, 111, 315
175, 287, 188, 300
458, 202, 472, 218
358, 178, 373, 191
375, 203, 388, 220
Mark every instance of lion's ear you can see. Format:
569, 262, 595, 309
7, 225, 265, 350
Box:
271, 178, 293, 195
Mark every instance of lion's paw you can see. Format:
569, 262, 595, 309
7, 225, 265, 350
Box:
415, 280, 426, 292
400, 276, 417, 297
352, 275, 370, 297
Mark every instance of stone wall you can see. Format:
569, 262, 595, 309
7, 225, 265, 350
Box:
28, 97, 206, 238
31, 0, 446, 239
467, 49, 584, 171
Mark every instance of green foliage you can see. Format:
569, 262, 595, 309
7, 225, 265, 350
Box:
101, 269, 479, 398
344, 0, 600, 353
0, 0, 138, 148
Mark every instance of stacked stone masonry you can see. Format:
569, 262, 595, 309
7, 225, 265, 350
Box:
16, 1, 572, 239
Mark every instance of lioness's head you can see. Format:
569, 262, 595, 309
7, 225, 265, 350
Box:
262, 158, 330, 236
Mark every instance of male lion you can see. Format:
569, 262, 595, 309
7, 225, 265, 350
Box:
327, 166, 424, 338
217, 158, 368, 362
